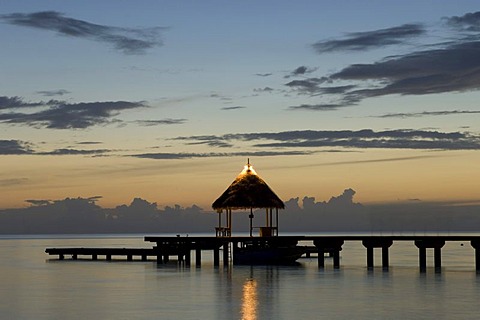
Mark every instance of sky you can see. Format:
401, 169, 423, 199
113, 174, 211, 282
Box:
1, 1, 480, 210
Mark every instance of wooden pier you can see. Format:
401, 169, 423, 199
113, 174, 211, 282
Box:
45, 235, 480, 272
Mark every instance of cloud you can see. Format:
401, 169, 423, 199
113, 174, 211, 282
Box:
0, 99, 147, 129
36, 89, 70, 97
221, 106, 246, 110
0, 96, 45, 109
253, 87, 274, 93
285, 77, 328, 95
284, 66, 318, 78
39, 148, 109, 156
130, 150, 314, 160
135, 119, 187, 126
330, 41, 480, 97
444, 11, 480, 32
1, 11, 165, 54
0, 140, 34, 154
255, 73, 273, 77
175, 129, 480, 151
374, 110, 480, 118
0, 139, 111, 156
288, 103, 347, 111
312, 23, 425, 53
77, 141, 102, 145
296, 13, 480, 108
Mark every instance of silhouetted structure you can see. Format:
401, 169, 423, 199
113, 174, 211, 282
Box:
212, 159, 284, 237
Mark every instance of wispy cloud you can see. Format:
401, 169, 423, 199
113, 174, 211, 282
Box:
130, 150, 314, 160
221, 106, 246, 111
312, 23, 425, 53
135, 119, 187, 126
0, 98, 147, 129
288, 103, 347, 111
255, 73, 273, 77
175, 129, 480, 151
374, 110, 480, 118
0, 11, 165, 55
36, 89, 70, 97
0, 178, 29, 187
38, 148, 109, 156
284, 66, 318, 78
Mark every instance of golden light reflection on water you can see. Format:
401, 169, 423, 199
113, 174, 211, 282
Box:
241, 278, 258, 320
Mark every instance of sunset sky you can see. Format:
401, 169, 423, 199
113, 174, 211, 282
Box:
1, 1, 480, 210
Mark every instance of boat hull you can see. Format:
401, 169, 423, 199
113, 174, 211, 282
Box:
233, 246, 305, 265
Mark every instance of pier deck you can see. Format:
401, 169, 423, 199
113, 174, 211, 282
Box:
45, 235, 480, 272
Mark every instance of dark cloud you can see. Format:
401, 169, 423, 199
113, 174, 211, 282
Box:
39, 148, 109, 155
0, 140, 34, 154
0, 96, 45, 109
330, 41, 480, 98
255, 73, 273, 77
1, 11, 165, 55
36, 89, 70, 97
444, 11, 480, 32
312, 23, 425, 53
288, 103, 347, 111
25, 199, 52, 206
77, 141, 102, 145
375, 110, 480, 118
253, 87, 274, 93
0, 100, 147, 129
284, 66, 318, 78
298, 13, 480, 107
285, 77, 328, 95
175, 129, 480, 151
135, 119, 187, 126
130, 150, 314, 160
221, 106, 246, 111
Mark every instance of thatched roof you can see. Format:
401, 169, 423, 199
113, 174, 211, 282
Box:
212, 161, 285, 210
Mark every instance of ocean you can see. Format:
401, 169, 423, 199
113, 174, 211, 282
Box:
1, 234, 480, 319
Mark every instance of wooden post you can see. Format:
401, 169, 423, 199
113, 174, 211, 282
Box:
333, 250, 340, 269
366, 247, 374, 269
317, 247, 325, 269
382, 247, 389, 269
185, 250, 191, 266
223, 243, 229, 266
213, 247, 220, 266
419, 247, 427, 272
127, 254, 133, 261
434, 247, 441, 272
249, 208, 254, 237
196, 248, 201, 266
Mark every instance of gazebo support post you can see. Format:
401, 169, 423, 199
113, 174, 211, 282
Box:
249, 208, 254, 237
275, 208, 279, 236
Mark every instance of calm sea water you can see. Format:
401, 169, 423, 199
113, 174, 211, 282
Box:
1, 234, 480, 319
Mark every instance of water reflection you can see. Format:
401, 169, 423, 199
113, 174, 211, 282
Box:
241, 278, 258, 320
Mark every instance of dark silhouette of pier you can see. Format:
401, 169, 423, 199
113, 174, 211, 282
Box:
45, 235, 480, 273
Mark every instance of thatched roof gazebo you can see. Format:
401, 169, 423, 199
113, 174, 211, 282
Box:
212, 159, 284, 237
